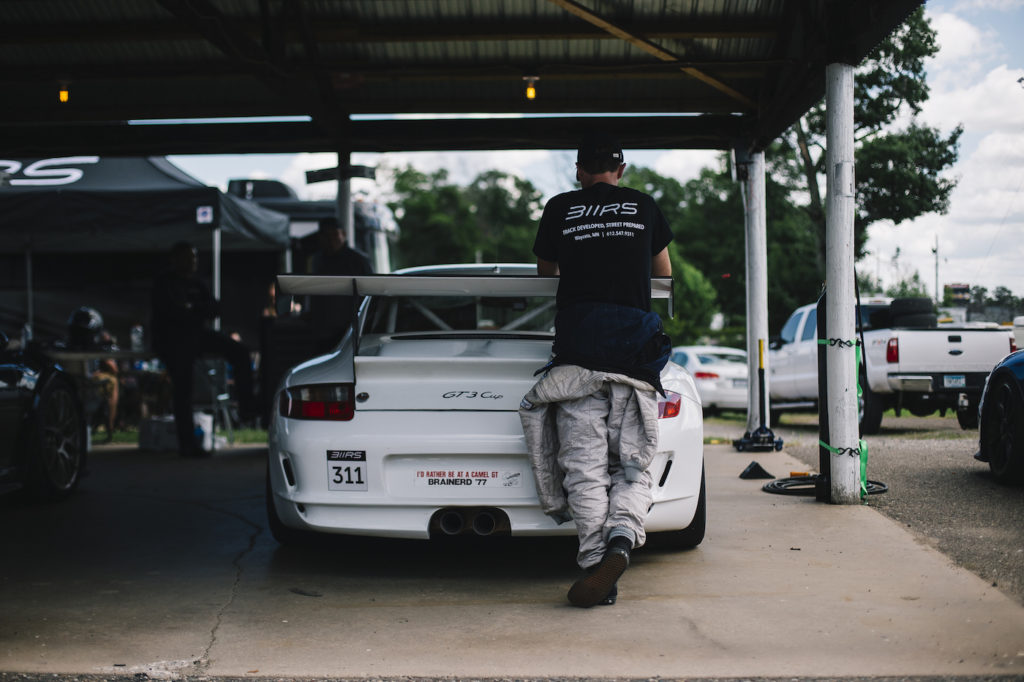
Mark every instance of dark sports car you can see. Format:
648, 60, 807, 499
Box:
976, 349, 1024, 484
0, 330, 87, 499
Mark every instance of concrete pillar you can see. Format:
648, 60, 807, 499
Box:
336, 150, 355, 247
825, 62, 860, 504
740, 150, 770, 432
212, 226, 221, 331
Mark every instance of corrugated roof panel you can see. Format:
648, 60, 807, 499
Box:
0, 0, 926, 154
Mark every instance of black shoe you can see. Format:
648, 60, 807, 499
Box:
598, 583, 618, 606
567, 543, 630, 608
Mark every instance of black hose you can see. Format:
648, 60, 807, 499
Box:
762, 474, 888, 496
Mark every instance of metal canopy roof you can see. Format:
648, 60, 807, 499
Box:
0, 0, 923, 157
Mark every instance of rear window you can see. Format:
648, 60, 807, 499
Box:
779, 310, 802, 344
698, 352, 745, 364
364, 295, 556, 334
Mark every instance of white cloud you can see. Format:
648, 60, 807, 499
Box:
927, 11, 994, 85
863, 3, 1024, 297
922, 64, 1024, 134
650, 149, 723, 183
951, 0, 1024, 11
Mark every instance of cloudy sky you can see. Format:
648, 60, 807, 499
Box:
171, 0, 1024, 298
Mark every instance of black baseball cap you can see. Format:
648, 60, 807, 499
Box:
576, 132, 624, 165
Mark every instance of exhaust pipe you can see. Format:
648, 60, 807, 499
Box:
471, 510, 497, 536
430, 507, 511, 538
438, 510, 465, 536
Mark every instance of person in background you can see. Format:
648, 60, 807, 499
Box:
91, 331, 120, 443
64, 307, 120, 443
519, 132, 674, 608
307, 216, 373, 354
151, 241, 257, 457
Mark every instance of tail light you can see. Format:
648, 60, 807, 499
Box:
280, 384, 355, 420
693, 371, 719, 380
886, 338, 899, 363
658, 390, 682, 419
1012, 337, 1017, 354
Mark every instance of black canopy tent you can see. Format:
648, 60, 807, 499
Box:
0, 156, 290, 343
0, 156, 289, 253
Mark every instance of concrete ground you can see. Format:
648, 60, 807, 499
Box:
0, 438, 1022, 680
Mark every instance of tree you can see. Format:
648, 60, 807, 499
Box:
387, 166, 543, 268
884, 271, 929, 299
658, 245, 718, 345
387, 167, 479, 268
767, 7, 962, 275
623, 162, 821, 335
990, 286, 1019, 311
969, 286, 989, 313
464, 170, 542, 264
856, 271, 885, 296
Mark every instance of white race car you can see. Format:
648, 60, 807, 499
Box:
267, 264, 706, 549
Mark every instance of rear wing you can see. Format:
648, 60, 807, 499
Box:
276, 274, 674, 317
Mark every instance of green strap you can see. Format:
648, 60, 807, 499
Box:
817, 439, 869, 499
817, 338, 869, 499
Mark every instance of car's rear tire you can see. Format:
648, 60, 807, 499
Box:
981, 377, 1024, 484
648, 467, 706, 550
28, 378, 85, 500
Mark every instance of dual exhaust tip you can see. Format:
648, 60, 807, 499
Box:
431, 507, 511, 537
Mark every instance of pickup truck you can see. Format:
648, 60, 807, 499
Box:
769, 297, 1016, 434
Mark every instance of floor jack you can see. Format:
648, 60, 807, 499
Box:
733, 339, 784, 452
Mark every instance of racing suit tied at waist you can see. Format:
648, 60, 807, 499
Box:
519, 365, 660, 523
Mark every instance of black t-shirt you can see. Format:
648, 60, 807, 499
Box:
533, 182, 673, 311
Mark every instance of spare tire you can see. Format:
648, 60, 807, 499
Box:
890, 297, 934, 317
868, 308, 892, 330
892, 312, 938, 328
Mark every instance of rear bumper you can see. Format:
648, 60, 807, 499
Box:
886, 372, 989, 394
267, 408, 703, 539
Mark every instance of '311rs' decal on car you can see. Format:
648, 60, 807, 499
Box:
327, 450, 367, 491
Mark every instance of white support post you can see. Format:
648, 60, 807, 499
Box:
741, 151, 770, 432
336, 151, 355, 247
825, 62, 860, 504
213, 226, 222, 331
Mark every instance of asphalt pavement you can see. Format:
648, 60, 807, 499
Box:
0, 422, 1022, 681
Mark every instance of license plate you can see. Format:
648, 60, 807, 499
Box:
943, 375, 966, 389
327, 450, 368, 491
415, 469, 524, 489
733, 379, 748, 389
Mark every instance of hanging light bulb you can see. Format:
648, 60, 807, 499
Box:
523, 76, 538, 101
58, 81, 69, 104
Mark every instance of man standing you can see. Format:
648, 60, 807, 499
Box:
151, 241, 257, 457
520, 132, 674, 607
307, 217, 374, 354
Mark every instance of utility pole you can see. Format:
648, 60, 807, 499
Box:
932, 235, 940, 305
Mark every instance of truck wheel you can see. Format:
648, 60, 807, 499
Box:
957, 403, 979, 430
859, 380, 883, 436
